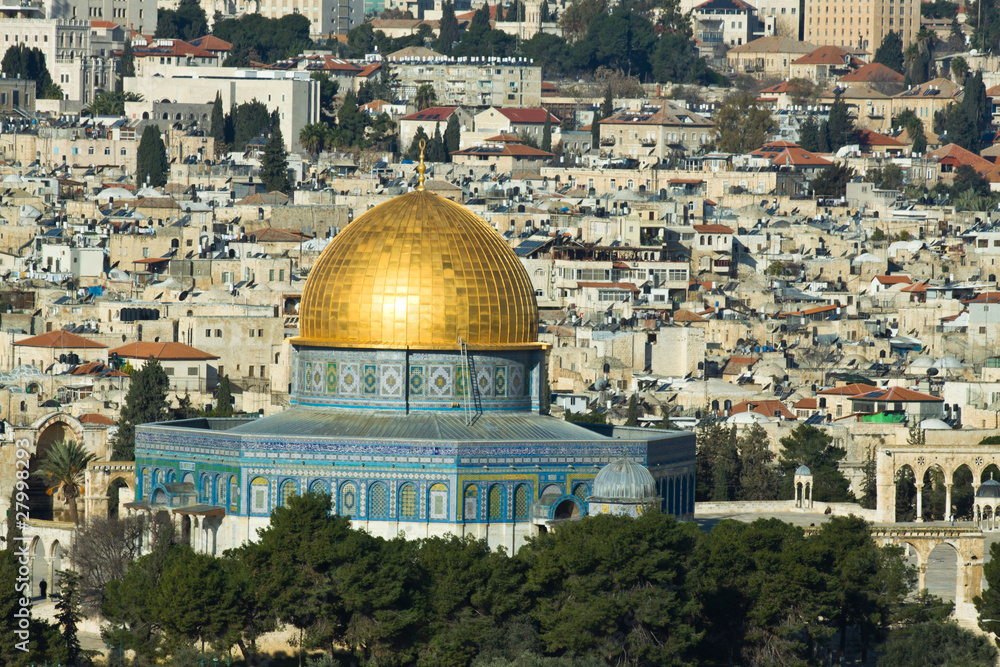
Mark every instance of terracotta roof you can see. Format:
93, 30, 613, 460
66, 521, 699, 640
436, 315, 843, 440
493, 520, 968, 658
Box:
90, 20, 121, 29
109, 341, 218, 360
452, 143, 554, 157
759, 80, 791, 94
874, 275, 912, 284
493, 107, 560, 124
778, 303, 840, 317
15, 331, 107, 349
818, 383, 880, 396
751, 141, 833, 167
848, 386, 943, 402
189, 35, 232, 51
892, 77, 961, 99
727, 36, 816, 54
356, 62, 382, 78
672, 309, 706, 322
401, 106, 458, 121
69, 361, 128, 377
791, 45, 864, 66
79, 413, 116, 425
132, 39, 216, 60
926, 143, 995, 173
484, 133, 524, 142
793, 397, 818, 409
857, 129, 905, 148
839, 62, 904, 83
731, 399, 796, 420
693, 224, 733, 233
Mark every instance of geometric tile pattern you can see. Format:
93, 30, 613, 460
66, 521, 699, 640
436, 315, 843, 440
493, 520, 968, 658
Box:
325, 362, 338, 393
409, 365, 425, 396
476, 364, 494, 397
429, 365, 453, 397
363, 364, 378, 395
380, 364, 403, 397
494, 366, 507, 397
340, 362, 360, 395
509, 365, 524, 397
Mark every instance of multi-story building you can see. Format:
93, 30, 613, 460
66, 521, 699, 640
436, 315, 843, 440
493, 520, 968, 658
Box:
124, 66, 321, 152
0, 17, 115, 104
692, 0, 764, 47
803, 0, 920, 51
250, 0, 362, 37
726, 35, 815, 79
387, 51, 543, 108
0, 78, 35, 115
598, 102, 714, 159
45, 0, 157, 34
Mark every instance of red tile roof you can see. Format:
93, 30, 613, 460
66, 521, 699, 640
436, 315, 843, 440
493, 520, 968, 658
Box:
79, 413, 116, 425
189, 35, 232, 51
839, 62, 904, 83
90, 20, 121, 29
15, 331, 107, 349
857, 129, 905, 148
849, 386, 943, 402
927, 143, 995, 173
818, 383, 880, 396
109, 342, 218, 360
791, 45, 864, 67
401, 106, 459, 121
793, 397, 818, 409
452, 143, 554, 157
731, 399, 796, 419
692, 224, 733, 233
494, 107, 560, 124
874, 275, 913, 284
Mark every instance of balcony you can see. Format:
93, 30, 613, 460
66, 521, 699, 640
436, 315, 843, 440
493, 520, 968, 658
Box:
600, 137, 615, 146
640, 137, 657, 147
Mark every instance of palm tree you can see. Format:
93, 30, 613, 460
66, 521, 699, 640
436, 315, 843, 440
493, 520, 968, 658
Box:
84, 90, 143, 116
32, 440, 95, 525
299, 122, 331, 161
415, 84, 437, 111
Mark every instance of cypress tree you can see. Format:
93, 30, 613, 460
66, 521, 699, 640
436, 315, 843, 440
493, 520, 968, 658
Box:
591, 108, 601, 152
210, 92, 225, 150
53, 570, 82, 666
135, 125, 169, 187
111, 358, 170, 461
444, 112, 460, 160
625, 394, 639, 426
259, 127, 290, 194
214, 375, 234, 417
542, 110, 552, 152
118, 38, 135, 92
436, 1, 460, 55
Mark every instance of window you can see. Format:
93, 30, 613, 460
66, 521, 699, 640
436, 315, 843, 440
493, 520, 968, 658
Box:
464, 486, 479, 520
215, 329, 222, 337
429, 483, 448, 519
513, 484, 528, 520
488, 484, 504, 520
250, 477, 269, 514
205, 329, 211, 337
187, 367, 198, 375
369, 483, 389, 518
269, 269, 275, 281
258, 328, 263, 337
120, 148, 127, 156
399, 484, 417, 519
340, 482, 357, 516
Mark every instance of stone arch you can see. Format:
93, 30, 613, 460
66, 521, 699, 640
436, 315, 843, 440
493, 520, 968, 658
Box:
308, 478, 329, 498
428, 483, 448, 520
29, 537, 45, 597
952, 463, 974, 520
248, 476, 269, 515
107, 476, 130, 520
926, 541, 962, 602
921, 463, 947, 522
553, 496, 582, 520
513, 483, 529, 521
982, 463, 1000, 483
540, 483, 562, 498
27, 414, 86, 521
572, 482, 589, 502
895, 464, 917, 522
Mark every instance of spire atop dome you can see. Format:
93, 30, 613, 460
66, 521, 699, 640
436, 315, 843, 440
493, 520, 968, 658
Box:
417, 138, 426, 191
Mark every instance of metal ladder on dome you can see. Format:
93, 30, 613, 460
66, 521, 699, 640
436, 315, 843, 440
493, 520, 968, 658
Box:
459, 336, 483, 426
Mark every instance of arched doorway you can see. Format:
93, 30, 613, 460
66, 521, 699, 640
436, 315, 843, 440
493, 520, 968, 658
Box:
983, 464, 1000, 484
921, 465, 946, 521
925, 542, 960, 602
553, 498, 581, 520
50, 541, 64, 594
108, 478, 130, 520
895, 465, 917, 522
31, 538, 45, 598
29, 417, 85, 521
952, 465, 974, 520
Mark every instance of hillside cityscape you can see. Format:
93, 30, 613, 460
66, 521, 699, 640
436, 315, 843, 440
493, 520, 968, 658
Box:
7, 0, 1000, 664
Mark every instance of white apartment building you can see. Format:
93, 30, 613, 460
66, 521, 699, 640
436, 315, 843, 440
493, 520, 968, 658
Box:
45, 0, 157, 34
388, 54, 543, 108
249, 0, 363, 37
124, 66, 320, 152
0, 17, 114, 104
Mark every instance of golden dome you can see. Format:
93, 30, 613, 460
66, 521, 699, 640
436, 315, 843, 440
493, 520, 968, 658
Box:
292, 189, 541, 350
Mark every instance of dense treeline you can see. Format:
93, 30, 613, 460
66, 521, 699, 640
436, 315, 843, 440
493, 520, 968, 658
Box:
14, 492, 986, 666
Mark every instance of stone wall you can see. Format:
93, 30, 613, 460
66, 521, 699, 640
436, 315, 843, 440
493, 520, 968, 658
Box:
695, 500, 878, 521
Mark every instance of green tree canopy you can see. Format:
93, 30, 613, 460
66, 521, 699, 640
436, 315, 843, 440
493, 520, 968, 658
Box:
32, 440, 95, 525
811, 163, 856, 198
873, 30, 905, 73
85, 90, 143, 116
135, 125, 170, 188
777, 423, 854, 501
111, 357, 169, 460
436, 0, 460, 55
155, 0, 208, 40
714, 91, 777, 154
210, 91, 225, 149
259, 127, 290, 194
880, 620, 998, 666
214, 13, 313, 64
1, 44, 62, 99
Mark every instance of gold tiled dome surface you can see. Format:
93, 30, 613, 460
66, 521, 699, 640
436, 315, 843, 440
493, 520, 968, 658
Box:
292, 189, 540, 350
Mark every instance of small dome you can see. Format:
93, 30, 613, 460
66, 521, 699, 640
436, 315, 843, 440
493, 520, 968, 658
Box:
908, 355, 935, 368
978, 479, 1000, 499
919, 418, 952, 430
593, 456, 657, 501
728, 411, 772, 424
933, 356, 965, 369
795, 465, 812, 476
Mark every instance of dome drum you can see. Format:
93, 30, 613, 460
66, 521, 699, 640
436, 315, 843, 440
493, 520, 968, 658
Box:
290, 346, 543, 412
